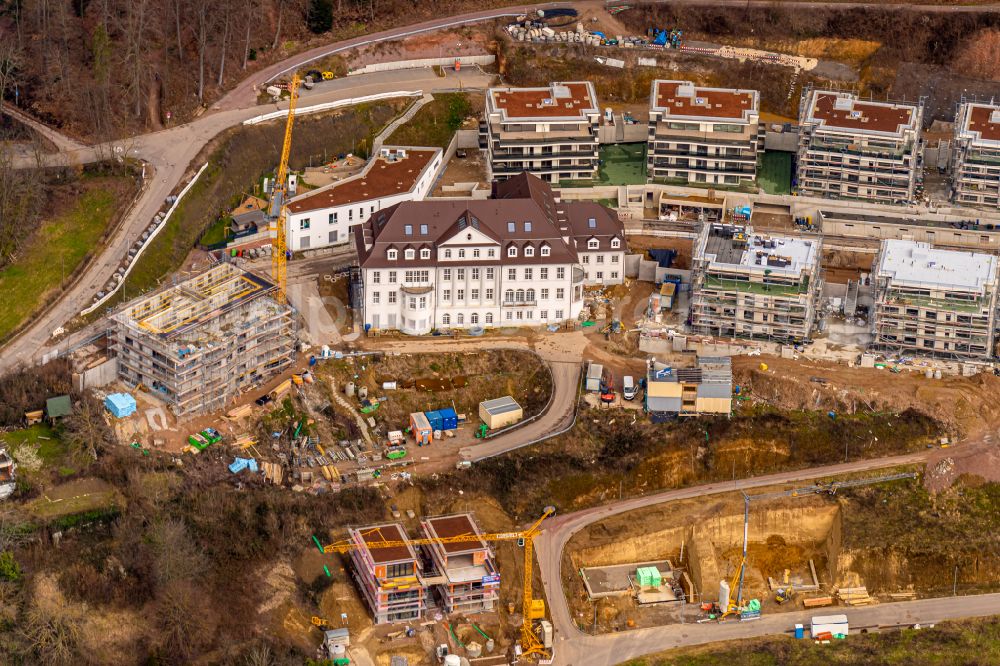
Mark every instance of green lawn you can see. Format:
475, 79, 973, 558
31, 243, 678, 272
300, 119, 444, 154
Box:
0, 178, 130, 342
2, 423, 66, 465
198, 215, 231, 248
758, 151, 793, 195
387, 93, 474, 149
598, 143, 647, 185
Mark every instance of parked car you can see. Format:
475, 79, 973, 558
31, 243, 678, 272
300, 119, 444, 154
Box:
623, 375, 638, 401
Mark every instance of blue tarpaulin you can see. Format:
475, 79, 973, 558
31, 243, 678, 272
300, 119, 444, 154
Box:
104, 393, 137, 418
229, 457, 258, 474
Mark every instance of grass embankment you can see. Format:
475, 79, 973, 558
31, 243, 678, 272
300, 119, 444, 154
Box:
624, 617, 1000, 666
0, 173, 135, 341
116, 101, 408, 300
387, 92, 480, 149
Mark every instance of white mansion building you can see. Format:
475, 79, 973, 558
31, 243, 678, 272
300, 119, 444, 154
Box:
353, 173, 626, 334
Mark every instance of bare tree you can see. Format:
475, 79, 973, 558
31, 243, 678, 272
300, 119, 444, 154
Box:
61, 394, 114, 462
217, 0, 232, 87
172, 0, 187, 61
118, 0, 154, 119
241, 0, 257, 70
0, 40, 24, 114
272, 0, 286, 50
194, 0, 211, 103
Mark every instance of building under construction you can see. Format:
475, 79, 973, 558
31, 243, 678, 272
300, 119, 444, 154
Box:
111, 262, 295, 417
872, 239, 1000, 359
690, 223, 822, 342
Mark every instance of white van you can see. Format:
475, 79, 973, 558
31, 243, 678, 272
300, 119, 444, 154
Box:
623, 375, 637, 401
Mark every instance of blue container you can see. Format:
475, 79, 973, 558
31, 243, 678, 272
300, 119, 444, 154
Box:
425, 410, 444, 432
794, 624, 804, 639
438, 407, 458, 430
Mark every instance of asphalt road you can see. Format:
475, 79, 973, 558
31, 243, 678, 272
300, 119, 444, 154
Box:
529, 449, 1000, 665
0, 69, 491, 375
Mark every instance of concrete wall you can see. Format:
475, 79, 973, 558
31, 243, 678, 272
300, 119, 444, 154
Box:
72, 357, 119, 391
764, 129, 798, 152
347, 55, 495, 76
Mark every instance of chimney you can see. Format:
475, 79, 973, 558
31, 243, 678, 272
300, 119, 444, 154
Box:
491, 179, 499, 199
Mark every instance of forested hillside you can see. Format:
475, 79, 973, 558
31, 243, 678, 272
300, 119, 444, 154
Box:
0, 0, 513, 140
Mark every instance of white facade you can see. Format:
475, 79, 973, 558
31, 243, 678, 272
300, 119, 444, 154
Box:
355, 175, 626, 335
285, 147, 442, 252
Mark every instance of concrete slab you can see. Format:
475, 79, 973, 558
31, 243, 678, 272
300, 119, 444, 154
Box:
581, 559, 675, 599
287, 278, 341, 346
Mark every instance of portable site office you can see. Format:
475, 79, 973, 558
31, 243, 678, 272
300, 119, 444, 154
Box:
409, 412, 432, 445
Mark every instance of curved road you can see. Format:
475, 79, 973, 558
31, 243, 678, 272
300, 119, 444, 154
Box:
533, 448, 1000, 665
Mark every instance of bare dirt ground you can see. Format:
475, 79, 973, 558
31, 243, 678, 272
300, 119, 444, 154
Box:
751, 211, 795, 232
732, 353, 1000, 441
625, 236, 693, 270
433, 150, 488, 195
346, 28, 493, 70
822, 249, 874, 285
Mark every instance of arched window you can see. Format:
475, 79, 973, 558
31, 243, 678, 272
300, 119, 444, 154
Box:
526, 289, 535, 302
444, 249, 452, 258
505, 289, 514, 303
470, 313, 479, 324
485, 313, 493, 324
457, 313, 464, 325
442, 314, 451, 325
516, 289, 525, 302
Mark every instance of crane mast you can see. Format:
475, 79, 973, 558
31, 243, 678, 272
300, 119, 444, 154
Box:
324, 507, 555, 659
270, 74, 301, 304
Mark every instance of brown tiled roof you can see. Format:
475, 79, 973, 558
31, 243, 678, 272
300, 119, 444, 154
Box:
354, 173, 626, 269
565, 202, 623, 251
490, 82, 597, 120
652, 81, 757, 121
965, 104, 1000, 143
355, 523, 414, 564
287, 149, 437, 214
424, 514, 487, 556
810, 93, 915, 135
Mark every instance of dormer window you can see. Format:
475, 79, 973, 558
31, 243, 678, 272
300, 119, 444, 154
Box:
508, 246, 518, 257
524, 246, 535, 257
405, 248, 415, 260
420, 248, 431, 259
387, 249, 398, 260
540, 245, 550, 257
587, 239, 599, 250
611, 237, 621, 249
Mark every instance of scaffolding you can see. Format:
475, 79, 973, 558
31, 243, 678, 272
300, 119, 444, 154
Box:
111, 263, 296, 417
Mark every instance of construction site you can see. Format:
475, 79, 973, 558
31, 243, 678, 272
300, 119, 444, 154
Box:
559, 471, 985, 635
110, 263, 296, 417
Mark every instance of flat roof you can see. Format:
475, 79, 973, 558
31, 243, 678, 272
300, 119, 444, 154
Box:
651, 80, 758, 122
805, 91, 917, 137
480, 395, 521, 416
703, 224, 817, 275
355, 523, 415, 564
423, 514, 487, 556
876, 239, 998, 292
112, 263, 276, 339
959, 102, 1000, 145
287, 147, 439, 214
488, 82, 598, 121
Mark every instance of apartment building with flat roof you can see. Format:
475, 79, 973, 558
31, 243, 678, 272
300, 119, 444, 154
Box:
348, 523, 426, 624
110, 263, 295, 418
690, 223, 822, 342
872, 239, 999, 359
285, 147, 442, 251
952, 102, 1000, 210
798, 90, 923, 204
480, 82, 600, 183
647, 80, 761, 188
420, 514, 499, 615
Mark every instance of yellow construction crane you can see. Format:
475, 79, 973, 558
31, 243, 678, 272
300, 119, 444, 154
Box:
324, 507, 556, 660
270, 74, 301, 304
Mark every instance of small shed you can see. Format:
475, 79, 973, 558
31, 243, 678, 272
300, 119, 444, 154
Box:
409, 412, 433, 445
45, 395, 72, 422
479, 396, 523, 430
104, 393, 137, 418
24, 410, 44, 426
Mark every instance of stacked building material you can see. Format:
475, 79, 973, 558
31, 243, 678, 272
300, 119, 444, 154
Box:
837, 586, 875, 606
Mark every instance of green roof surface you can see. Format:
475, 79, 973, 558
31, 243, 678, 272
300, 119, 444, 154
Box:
45, 395, 72, 418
